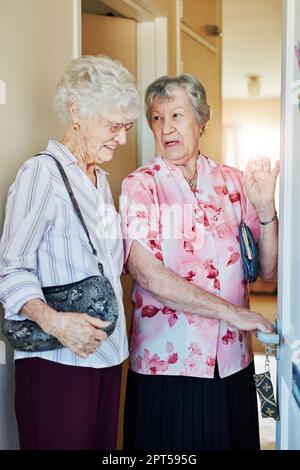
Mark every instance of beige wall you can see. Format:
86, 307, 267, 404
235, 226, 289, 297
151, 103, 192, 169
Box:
0, 0, 77, 222
223, 97, 281, 126
0, 0, 78, 449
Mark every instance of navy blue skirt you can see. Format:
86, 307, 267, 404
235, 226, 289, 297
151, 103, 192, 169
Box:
123, 361, 260, 450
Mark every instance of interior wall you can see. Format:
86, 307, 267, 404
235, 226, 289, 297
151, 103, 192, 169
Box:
0, 0, 78, 449
223, 97, 281, 126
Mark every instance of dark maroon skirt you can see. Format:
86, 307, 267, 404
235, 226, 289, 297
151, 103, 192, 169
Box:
15, 357, 122, 450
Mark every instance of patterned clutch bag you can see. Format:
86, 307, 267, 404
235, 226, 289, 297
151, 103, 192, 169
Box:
2, 275, 118, 352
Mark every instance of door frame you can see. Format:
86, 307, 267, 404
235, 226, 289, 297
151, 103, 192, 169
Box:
277, 0, 300, 450
73, 0, 168, 165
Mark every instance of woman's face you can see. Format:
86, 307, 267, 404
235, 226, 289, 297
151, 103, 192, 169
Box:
77, 112, 134, 164
149, 88, 203, 165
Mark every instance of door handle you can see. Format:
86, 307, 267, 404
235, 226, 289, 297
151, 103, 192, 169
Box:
256, 322, 280, 359
256, 331, 280, 345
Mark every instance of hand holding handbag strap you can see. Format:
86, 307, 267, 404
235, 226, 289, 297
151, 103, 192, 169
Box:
37, 152, 104, 276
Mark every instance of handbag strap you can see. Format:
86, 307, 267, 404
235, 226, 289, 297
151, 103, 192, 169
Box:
36, 152, 104, 275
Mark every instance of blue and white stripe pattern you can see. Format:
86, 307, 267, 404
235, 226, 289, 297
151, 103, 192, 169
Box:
0, 140, 128, 368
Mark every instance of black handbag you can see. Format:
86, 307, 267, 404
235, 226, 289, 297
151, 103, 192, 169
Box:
1, 153, 118, 352
239, 221, 258, 283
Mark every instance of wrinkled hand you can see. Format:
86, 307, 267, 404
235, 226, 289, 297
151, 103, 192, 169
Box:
230, 307, 273, 333
244, 157, 279, 211
43, 311, 110, 358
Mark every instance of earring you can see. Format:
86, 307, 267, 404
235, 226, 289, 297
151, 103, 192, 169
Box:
73, 122, 80, 130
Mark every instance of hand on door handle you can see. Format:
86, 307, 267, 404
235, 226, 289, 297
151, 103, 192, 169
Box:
256, 322, 280, 345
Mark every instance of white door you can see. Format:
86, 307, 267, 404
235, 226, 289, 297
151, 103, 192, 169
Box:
276, 0, 300, 450
0, 0, 80, 449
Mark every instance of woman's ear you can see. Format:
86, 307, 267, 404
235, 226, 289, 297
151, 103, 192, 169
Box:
69, 102, 80, 126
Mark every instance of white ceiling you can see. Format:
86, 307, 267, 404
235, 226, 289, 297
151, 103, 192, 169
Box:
222, 0, 282, 99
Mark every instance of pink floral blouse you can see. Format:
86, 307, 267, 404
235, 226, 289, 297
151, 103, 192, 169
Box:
121, 154, 259, 378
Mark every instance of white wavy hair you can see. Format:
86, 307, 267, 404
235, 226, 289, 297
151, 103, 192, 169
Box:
145, 74, 210, 130
54, 55, 140, 123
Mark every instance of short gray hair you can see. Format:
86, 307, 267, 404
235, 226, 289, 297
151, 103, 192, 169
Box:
145, 74, 210, 129
54, 55, 140, 123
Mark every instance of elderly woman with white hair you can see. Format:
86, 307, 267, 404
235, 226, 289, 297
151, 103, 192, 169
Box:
121, 74, 279, 450
0, 55, 139, 450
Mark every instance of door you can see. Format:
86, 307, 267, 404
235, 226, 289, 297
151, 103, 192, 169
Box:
82, 13, 137, 206
82, 13, 137, 449
276, 0, 300, 450
181, 0, 222, 160
0, 0, 80, 449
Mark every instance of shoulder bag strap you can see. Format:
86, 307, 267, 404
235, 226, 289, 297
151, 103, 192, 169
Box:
36, 152, 104, 275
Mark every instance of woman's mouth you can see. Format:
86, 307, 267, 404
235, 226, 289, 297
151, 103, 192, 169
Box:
164, 140, 180, 147
104, 144, 117, 151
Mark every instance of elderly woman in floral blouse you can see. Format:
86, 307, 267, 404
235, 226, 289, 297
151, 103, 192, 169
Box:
120, 74, 279, 450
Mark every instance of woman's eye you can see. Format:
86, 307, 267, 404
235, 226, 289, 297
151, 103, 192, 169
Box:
153, 116, 160, 121
173, 113, 182, 118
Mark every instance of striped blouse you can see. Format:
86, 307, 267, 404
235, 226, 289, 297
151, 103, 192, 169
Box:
0, 140, 128, 368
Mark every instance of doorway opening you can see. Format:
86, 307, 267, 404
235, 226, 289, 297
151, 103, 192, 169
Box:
81, 0, 168, 450
222, 0, 282, 450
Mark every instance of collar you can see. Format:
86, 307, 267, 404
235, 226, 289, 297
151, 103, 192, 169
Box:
46, 139, 109, 175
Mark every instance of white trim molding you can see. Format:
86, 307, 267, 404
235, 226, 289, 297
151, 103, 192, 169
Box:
73, 0, 82, 58
181, 22, 216, 54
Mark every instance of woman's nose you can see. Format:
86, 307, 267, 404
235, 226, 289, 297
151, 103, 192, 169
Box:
115, 127, 127, 145
162, 118, 175, 134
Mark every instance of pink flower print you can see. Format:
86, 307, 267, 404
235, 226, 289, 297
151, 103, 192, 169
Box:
168, 312, 178, 327
185, 270, 196, 281
149, 239, 160, 250
229, 191, 241, 203
241, 354, 247, 368
241, 280, 249, 305
214, 278, 220, 290
188, 342, 202, 356
144, 169, 155, 176
222, 329, 237, 345
203, 259, 219, 279
203, 212, 209, 226
226, 252, 240, 266
162, 306, 178, 328
153, 164, 161, 172
238, 331, 244, 343
141, 305, 160, 318
184, 241, 194, 254
136, 355, 143, 370
136, 210, 147, 218
155, 252, 163, 262
206, 356, 216, 367
168, 353, 178, 364
144, 349, 169, 374
166, 341, 174, 353
236, 235, 240, 243
228, 246, 234, 252
162, 306, 176, 315
135, 291, 143, 309
148, 230, 159, 239
213, 185, 228, 196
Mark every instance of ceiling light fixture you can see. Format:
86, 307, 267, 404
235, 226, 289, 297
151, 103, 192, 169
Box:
247, 75, 261, 98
